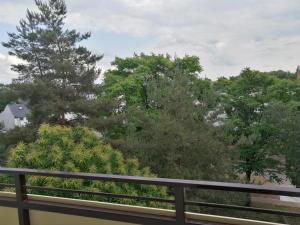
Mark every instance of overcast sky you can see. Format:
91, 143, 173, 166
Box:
0, 0, 300, 83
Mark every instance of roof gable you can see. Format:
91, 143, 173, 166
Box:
8, 103, 29, 118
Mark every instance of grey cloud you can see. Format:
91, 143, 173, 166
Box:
0, 54, 19, 83
1, 0, 300, 81
0, 0, 35, 25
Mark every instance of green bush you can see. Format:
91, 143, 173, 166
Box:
4, 124, 171, 208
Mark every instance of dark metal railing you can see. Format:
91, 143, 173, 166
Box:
0, 167, 299, 225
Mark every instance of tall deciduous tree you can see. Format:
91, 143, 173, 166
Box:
262, 102, 300, 187
216, 68, 300, 183
103, 54, 203, 110
2, 0, 103, 125
219, 69, 282, 183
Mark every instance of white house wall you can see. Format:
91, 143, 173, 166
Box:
14, 117, 28, 127
0, 106, 18, 130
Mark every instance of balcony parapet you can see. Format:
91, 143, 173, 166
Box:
0, 167, 299, 225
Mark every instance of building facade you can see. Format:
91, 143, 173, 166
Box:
0, 103, 29, 131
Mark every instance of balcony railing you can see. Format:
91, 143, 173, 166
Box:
0, 167, 299, 225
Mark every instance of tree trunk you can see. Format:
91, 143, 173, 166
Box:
245, 170, 252, 183
59, 112, 66, 125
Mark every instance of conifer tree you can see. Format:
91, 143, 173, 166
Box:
2, 0, 103, 125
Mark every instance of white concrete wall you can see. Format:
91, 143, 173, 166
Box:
0, 207, 138, 225
0, 192, 285, 225
14, 117, 28, 127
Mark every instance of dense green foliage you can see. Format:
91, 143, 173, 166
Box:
103, 54, 203, 109
265, 103, 300, 187
102, 55, 229, 181
0, 126, 37, 165
5, 124, 169, 206
215, 68, 300, 184
0, 84, 16, 112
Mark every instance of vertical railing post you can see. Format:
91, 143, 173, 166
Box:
175, 186, 186, 224
15, 173, 30, 225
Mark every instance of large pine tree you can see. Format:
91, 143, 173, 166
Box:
2, 0, 103, 125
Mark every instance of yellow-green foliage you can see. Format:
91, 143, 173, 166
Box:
6, 124, 170, 207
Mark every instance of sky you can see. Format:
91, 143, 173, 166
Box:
0, 0, 300, 83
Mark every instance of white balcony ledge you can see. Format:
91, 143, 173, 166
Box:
0, 192, 285, 225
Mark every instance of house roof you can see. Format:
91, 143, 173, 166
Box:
8, 103, 29, 118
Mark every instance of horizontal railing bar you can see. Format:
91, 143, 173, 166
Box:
0, 196, 18, 208
185, 200, 300, 217
0, 183, 15, 188
0, 167, 299, 197
25, 185, 175, 203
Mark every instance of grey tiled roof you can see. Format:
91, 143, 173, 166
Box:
8, 103, 29, 118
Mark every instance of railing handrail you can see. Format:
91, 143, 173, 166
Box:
1, 167, 300, 225
0, 167, 299, 197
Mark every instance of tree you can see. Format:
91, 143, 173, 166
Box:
0, 84, 17, 112
216, 69, 281, 182
216, 68, 300, 183
263, 102, 300, 187
122, 72, 230, 181
101, 54, 214, 140
5, 124, 169, 207
102, 54, 230, 181
283, 110, 300, 187
2, 0, 103, 126
261, 70, 296, 80
253, 70, 300, 185
103, 53, 203, 110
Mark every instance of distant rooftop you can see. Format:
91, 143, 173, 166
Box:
8, 103, 29, 118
